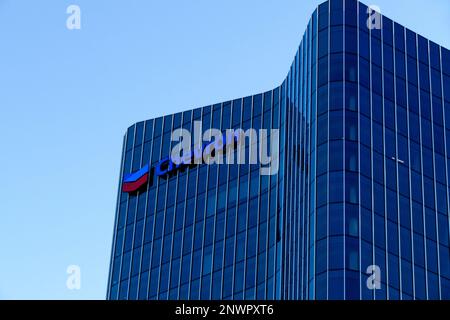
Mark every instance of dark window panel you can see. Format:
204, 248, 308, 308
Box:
408, 84, 419, 114
318, 56, 328, 86
371, 36, 382, 66
383, 43, 394, 72
395, 49, 406, 79
429, 41, 441, 70
394, 22, 405, 52
418, 35, 429, 64
358, 2, 369, 32
330, 0, 343, 26
407, 56, 418, 85
331, 26, 343, 53
318, 1, 329, 31
442, 47, 450, 76
419, 62, 430, 91
126, 125, 135, 151
345, 26, 357, 54
406, 29, 417, 58
372, 64, 382, 95
344, 0, 357, 27
382, 16, 393, 45
359, 29, 369, 60
359, 58, 369, 88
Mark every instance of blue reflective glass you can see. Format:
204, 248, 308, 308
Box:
109, 5, 450, 301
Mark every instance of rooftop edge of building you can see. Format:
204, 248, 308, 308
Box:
123, 0, 450, 136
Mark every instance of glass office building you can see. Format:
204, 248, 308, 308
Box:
107, 0, 450, 300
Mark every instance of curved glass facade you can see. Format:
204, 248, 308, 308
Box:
107, 0, 450, 300
108, 92, 287, 300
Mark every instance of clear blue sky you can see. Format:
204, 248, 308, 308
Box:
0, 0, 448, 300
